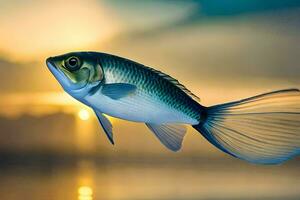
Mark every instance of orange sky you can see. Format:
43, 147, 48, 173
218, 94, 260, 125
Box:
0, 0, 119, 61
0, 0, 299, 143
0, 3, 299, 200
0, 0, 194, 62
0, 0, 299, 116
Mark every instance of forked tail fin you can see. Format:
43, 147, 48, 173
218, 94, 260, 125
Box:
193, 89, 300, 164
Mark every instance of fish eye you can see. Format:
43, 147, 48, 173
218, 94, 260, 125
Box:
65, 56, 81, 71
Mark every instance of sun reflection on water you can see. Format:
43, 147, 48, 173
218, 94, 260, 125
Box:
77, 160, 95, 200
78, 186, 93, 200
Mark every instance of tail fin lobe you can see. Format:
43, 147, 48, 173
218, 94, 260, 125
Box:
193, 89, 300, 164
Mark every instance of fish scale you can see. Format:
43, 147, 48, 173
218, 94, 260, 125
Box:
98, 53, 202, 121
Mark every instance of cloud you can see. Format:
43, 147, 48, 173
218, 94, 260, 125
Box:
104, 7, 300, 92
0, 0, 119, 61
120, 0, 300, 37
0, 1, 299, 95
0, 58, 58, 93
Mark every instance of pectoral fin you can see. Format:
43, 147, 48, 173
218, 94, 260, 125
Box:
101, 83, 137, 100
94, 110, 114, 145
145, 123, 187, 151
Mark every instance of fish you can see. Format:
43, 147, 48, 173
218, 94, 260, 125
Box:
46, 51, 300, 164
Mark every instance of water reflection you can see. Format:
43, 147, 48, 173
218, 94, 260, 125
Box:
77, 160, 95, 200
0, 158, 299, 200
78, 186, 93, 200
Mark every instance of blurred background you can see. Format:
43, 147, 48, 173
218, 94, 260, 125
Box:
0, 0, 300, 199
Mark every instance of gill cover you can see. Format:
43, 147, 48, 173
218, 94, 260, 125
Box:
47, 52, 104, 95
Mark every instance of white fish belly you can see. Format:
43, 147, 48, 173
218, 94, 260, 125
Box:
84, 91, 198, 124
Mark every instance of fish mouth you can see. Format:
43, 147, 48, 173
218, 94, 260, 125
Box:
46, 58, 57, 73
46, 58, 88, 91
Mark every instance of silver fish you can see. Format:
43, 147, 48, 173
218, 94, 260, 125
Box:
46, 51, 300, 164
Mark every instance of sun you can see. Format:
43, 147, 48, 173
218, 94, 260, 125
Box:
78, 109, 90, 121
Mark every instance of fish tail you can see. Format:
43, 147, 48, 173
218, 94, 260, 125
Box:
193, 88, 300, 164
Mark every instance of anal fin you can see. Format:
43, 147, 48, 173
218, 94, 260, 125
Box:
146, 123, 187, 152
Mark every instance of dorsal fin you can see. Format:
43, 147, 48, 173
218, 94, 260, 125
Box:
145, 66, 200, 102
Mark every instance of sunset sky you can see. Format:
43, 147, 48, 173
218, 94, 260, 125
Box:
0, 0, 300, 155
0, 2, 300, 200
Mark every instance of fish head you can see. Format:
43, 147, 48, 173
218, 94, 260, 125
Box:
46, 52, 103, 98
